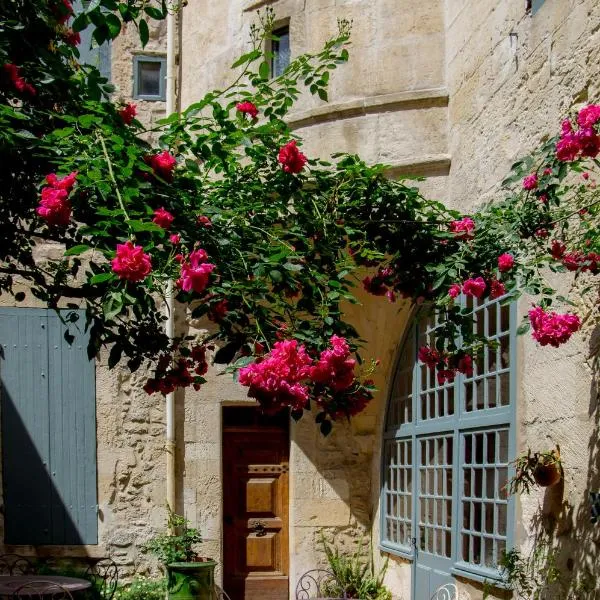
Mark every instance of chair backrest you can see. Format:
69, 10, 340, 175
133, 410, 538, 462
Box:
431, 583, 471, 600
11, 580, 73, 600
295, 569, 346, 599
84, 558, 118, 600
0, 554, 35, 576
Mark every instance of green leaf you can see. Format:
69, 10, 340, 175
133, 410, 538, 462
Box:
317, 88, 328, 102
104, 13, 122, 39
144, 6, 164, 19
90, 272, 114, 284
259, 61, 270, 80
139, 19, 149, 48
231, 49, 262, 68
64, 245, 90, 256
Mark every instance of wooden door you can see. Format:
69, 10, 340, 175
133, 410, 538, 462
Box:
223, 408, 289, 600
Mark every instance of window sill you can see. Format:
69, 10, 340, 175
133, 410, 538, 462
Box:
450, 565, 511, 589
378, 542, 413, 561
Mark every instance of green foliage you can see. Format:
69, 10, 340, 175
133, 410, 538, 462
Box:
141, 508, 203, 566
112, 578, 166, 600
319, 535, 391, 600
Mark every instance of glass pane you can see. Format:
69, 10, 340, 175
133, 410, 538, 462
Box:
271, 27, 290, 77
138, 61, 161, 96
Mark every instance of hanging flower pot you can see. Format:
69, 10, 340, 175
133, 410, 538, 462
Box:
508, 446, 562, 494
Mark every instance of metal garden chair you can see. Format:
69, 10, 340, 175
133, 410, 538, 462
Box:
431, 583, 471, 600
10, 580, 73, 600
83, 559, 118, 600
0, 555, 35, 576
295, 569, 347, 599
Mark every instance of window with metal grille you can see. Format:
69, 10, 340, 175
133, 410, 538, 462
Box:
270, 25, 290, 78
381, 297, 516, 583
133, 55, 166, 101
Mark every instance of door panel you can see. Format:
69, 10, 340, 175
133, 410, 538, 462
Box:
223, 411, 289, 600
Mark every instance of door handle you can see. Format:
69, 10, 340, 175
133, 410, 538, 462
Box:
250, 520, 267, 536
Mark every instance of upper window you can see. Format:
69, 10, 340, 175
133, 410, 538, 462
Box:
270, 26, 290, 78
133, 55, 166, 101
380, 296, 516, 587
527, 0, 546, 14
0, 308, 97, 545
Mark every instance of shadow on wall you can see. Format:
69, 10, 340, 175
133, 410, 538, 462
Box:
0, 387, 87, 549
510, 326, 600, 599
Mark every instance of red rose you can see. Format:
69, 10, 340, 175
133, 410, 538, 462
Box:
236, 101, 258, 119
278, 140, 307, 174
152, 207, 175, 229
111, 241, 152, 282
497, 253, 515, 272
119, 103, 137, 125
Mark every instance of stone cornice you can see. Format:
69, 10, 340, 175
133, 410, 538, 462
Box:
384, 154, 451, 178
288, 87, 449, 129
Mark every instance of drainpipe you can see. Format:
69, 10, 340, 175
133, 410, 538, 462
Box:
165, 1, 178, 520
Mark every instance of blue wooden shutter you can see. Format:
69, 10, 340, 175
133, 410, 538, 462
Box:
0, 308, 97, 545
73, 1, 111, 81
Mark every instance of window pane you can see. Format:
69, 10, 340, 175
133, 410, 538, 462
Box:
271, 27, 290, 77
138, 61, 161, 96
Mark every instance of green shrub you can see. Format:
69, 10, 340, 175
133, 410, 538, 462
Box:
320, 535, 391, 600
113, 577, 166, 600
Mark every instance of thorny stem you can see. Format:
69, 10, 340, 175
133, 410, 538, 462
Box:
99, 134, 130, 223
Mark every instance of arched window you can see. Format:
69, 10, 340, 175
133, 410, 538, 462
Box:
380, 296, 516, 592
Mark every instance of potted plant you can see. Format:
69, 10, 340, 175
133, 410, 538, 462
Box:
142, 507, 216, 600
508, 446, 562, 495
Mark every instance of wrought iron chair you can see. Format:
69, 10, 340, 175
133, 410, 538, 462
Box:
11, 581, 73, 600
431, 583, 471, 600
84, 559, 118, 600
212, 585, 232, 600
0, 554, 35, 576
295, 569, 347, 599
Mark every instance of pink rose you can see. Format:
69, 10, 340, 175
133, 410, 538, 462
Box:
556, 132, 581, 162
448, 283, 461, 298
418, 346, 441, 369
236, 101, 258, 119
489, 279, 506, 300
498, 253, 515, 272
46, 171, 77, 191
575, 128, 600, 158
522, 173, 538, 190
528, 306, 581, 347
150, 151, 177, 180
449, 217, 475, 240
152, 207, 174, 229
119, 103, 137, 125
577, 104, 600, 129
197, 215, 212, 227
169, 234, 181, 244
4, 63, 36, 96
36, 187, 71, 226
462, 277, 486, 299
111, 241, 152, 282
278, 140, 307, 174
176, 249, 215, 293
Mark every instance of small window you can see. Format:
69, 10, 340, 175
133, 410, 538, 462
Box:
270, 26, 290, 78
527, 0, 546, 14
133, 55, 166, 101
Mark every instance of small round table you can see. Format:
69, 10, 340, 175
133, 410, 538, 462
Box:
0, 576, 91, 596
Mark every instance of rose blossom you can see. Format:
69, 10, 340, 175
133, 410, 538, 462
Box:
437, 369, 456, 385
528, 306, 581, 347
449, 217, 475, 240
498, 253, 515, 272
3, 63, 36, 96
238, 339, 314, 413
150, 151, 177, 180
278, 140, 307, 174
197, 215, 212, 227
236, 101, 258, 119
489, 278, 506, 300
54, 0, 73, 24
111, 241, 152, 282
64, 29, 80, 46
418, 346, 442, 369
46, 171, 77, 191
119, 102, 137, 125
448, 283, 461, 298
176, 248, 216, 293
309, 335, 356, 392
457, 355, 473, 377
522, 173, 538, 190
36, 187, 71, 226
169, 233, 181, 244
362, 275, 388, 296
550, 240, 566, 259
152, 207, 174, 229
577, 104, 600, 129
462, 277, 486, 298
576, 128, 600, 158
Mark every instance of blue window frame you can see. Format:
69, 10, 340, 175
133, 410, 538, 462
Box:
380, 296, 516, 587
133, 55, 166, 101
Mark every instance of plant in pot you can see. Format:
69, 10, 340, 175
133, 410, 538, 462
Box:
142, 507, 215, 600
508, 446, 562, 495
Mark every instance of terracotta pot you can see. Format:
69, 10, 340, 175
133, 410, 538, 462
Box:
533, 462, 562, 487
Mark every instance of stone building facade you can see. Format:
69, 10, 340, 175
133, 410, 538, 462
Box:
1, 1, 600, 600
